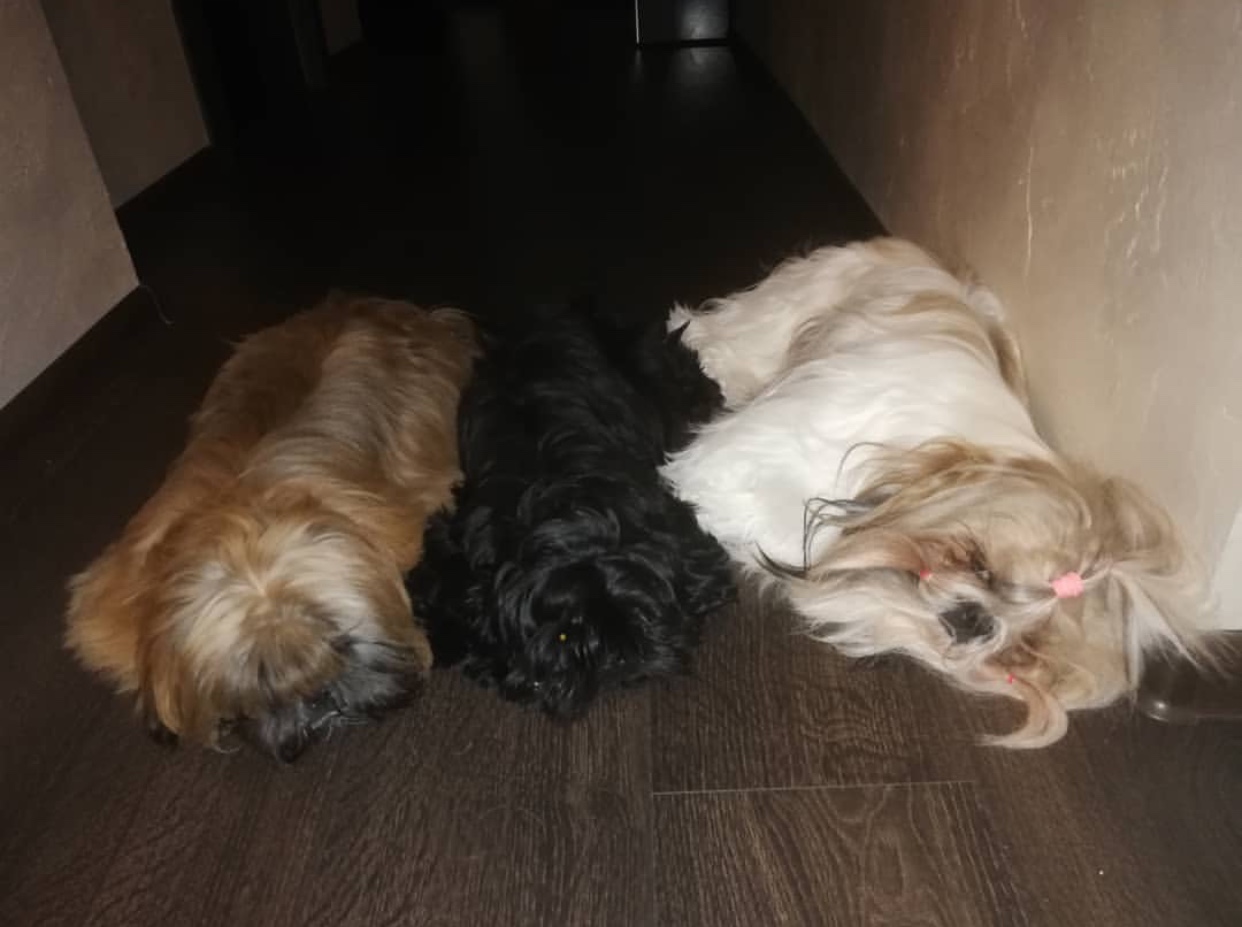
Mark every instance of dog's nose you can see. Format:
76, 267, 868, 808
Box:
938, 601, 996, 644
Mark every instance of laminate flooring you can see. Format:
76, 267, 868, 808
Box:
2, 5, 1238, 925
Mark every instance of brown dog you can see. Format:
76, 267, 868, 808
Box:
66, 296, 477, 760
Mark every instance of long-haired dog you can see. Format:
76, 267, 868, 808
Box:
66, 297, 477, 760
408, 304, 734, 716
662, 238, 1211, 746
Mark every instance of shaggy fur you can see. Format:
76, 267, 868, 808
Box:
66, 297, 477, 760
662, 237, 1210, 747
408, 304, 734, 716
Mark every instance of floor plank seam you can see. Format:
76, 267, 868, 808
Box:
652, 778, 976, 799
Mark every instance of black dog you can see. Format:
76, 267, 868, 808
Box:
408, 303, 734, 716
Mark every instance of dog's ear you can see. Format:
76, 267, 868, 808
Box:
65, 539, 158, 697
1090, 474, 1209, 668
1095, 476, 1187, 575
137, 631, 198, 746
408, 511, 485, 667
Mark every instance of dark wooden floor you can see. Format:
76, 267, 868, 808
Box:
2, 6, 1240, 925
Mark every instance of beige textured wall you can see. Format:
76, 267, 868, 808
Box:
0, 0, 137, 408
737, 0, 1242, 626
41, 0, 207, 205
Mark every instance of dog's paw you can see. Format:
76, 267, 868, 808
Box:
145, 714, 180, 749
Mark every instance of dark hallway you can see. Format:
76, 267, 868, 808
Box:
0, 5, 1238, 926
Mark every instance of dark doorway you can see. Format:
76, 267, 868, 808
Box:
172, 0, 329, 149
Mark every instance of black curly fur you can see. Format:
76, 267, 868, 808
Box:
407, 302, 734, 717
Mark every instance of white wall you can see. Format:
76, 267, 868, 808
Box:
0, 0, 137, 408
737, 0, 1242, 627
41, 0, 208, 205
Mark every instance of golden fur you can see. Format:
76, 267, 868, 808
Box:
66, 296, 477, 758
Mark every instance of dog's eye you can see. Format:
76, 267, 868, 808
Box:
969, 553, 993, 587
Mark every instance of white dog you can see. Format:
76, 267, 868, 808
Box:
662, 237, 1209, 746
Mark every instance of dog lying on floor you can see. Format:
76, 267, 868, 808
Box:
662, 237, 1211, 746
66, 296, 478, 760
408, 303, 735, 716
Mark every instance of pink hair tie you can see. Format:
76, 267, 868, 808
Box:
1050, 571, 1085, 599
918, 568, 933, 581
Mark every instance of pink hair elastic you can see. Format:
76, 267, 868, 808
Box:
1050, 571, 1085, 599
918, 568, 933, 581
